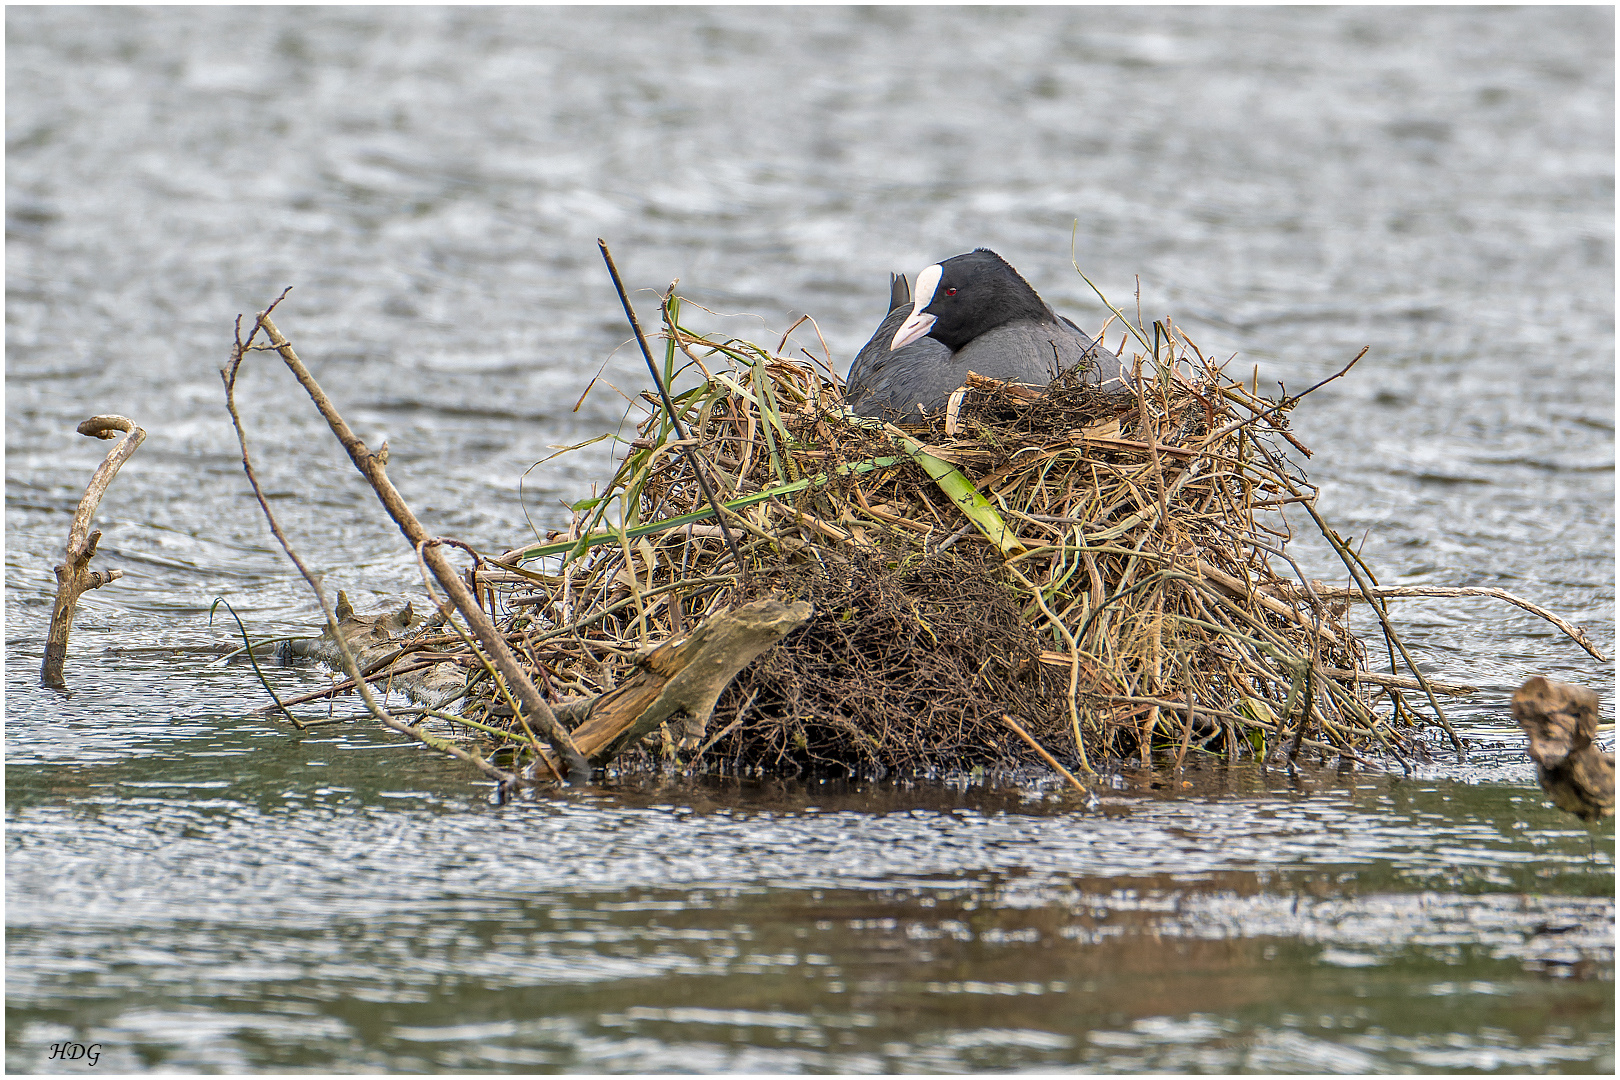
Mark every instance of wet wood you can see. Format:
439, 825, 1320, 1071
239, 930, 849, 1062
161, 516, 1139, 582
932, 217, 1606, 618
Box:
254, 593, 468, 715
1511, 676, 1614, 822
42, 415, 146, 689
548, 597, 812, 769
1319, 666, 1476, 696
269, 595, 810, 777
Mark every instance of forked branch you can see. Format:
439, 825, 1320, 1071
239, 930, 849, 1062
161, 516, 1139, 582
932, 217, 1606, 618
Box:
228, 296, 590, 785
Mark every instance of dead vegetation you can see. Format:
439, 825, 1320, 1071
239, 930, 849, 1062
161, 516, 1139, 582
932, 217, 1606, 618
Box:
453, 290, 1489, 780
234, 267, 1606, 788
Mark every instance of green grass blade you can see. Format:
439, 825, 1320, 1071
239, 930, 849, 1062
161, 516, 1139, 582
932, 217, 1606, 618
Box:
891, 434, 1027, 556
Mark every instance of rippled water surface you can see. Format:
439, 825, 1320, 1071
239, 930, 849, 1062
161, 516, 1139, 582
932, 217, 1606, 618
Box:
7, 6, 1613, 1073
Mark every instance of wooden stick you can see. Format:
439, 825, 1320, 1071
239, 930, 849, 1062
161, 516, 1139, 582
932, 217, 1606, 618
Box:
1318, 666, 1476, 695
42, 415, 145, 688
1002, 714, 1091, 795
1268, 584, 1607, 663
223, 315, 521, 789
598, 240, 750, 587
1287, 495, 1462, 758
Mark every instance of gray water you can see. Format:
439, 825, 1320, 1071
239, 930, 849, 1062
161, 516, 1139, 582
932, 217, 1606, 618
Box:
6, 6, 1613, 1073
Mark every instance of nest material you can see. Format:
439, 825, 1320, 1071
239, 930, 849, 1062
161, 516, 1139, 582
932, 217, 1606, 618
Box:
465, 299, 1440, 777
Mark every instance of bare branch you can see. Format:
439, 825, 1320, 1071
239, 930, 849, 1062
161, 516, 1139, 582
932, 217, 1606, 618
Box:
245, 308, 591, 784
1270, 584, 1609, 663
42, 414, 145, 688
223, 307, 526, 791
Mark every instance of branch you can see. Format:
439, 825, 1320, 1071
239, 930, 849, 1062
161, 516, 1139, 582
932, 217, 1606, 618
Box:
1200, 347, 1368, 446
247, 308, 591, 784
1002, 714, 1091, 795
222, 309, 522, 789
41, 414, 146, 688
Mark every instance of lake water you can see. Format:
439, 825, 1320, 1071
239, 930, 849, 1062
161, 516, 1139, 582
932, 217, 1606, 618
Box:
6, 6, 1613, 1073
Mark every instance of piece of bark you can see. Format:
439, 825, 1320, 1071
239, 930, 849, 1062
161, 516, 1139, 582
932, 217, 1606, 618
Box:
543, 597, 813, 771
1510, 676, 1615, 822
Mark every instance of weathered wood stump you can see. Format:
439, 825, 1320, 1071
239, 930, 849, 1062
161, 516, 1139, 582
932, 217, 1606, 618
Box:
1510, 676, 1614, 822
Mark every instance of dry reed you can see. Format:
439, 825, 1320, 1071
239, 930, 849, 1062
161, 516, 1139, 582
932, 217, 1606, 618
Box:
456, 289, 1461, 778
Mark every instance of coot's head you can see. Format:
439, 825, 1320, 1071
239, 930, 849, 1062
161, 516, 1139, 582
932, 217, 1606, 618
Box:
890, 249, 1049, 351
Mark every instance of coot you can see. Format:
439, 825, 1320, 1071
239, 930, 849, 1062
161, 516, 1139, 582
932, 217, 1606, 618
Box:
844, 249, 1127, 420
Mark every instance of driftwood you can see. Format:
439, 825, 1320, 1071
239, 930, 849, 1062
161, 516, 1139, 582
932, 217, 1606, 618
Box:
1511, 676, 1615, 822
42, 415, 146, 689
547, 597, 812, 769
258, 593, 467, 716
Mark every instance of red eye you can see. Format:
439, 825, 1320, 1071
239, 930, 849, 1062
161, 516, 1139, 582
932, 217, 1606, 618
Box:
944, 287, 957, 296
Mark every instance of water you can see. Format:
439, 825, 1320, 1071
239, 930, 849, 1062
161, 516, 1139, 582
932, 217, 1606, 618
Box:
6, 6, 1613, 1073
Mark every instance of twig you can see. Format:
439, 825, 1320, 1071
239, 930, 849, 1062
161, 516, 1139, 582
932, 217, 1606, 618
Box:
222, 302, 523, 790
410, 539, 560, 782
1200, 347, 1368, 446
598, 240, 751, 588
249, 656, 467, 715
1319, 666, 1475, 695
1271, 584, 1608, 663
1002, 714, 1091, 795
695, 688, 758, 760
1174, 684, 1196, 773
1006, 562, 1091, 773
1294, 498, 1463, 759
258, 308, 589, 783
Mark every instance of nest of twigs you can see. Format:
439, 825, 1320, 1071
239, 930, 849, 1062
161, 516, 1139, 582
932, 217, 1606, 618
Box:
465, 295, 1453, 777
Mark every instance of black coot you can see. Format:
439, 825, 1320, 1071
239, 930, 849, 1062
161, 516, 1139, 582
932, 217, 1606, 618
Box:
844, 249, 1128, 421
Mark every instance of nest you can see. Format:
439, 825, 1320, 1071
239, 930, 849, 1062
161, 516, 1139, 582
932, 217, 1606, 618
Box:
463, 296, 1446, 778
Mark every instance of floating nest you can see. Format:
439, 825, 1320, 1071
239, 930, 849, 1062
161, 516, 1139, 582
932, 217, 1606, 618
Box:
458, 295, 1455, 778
